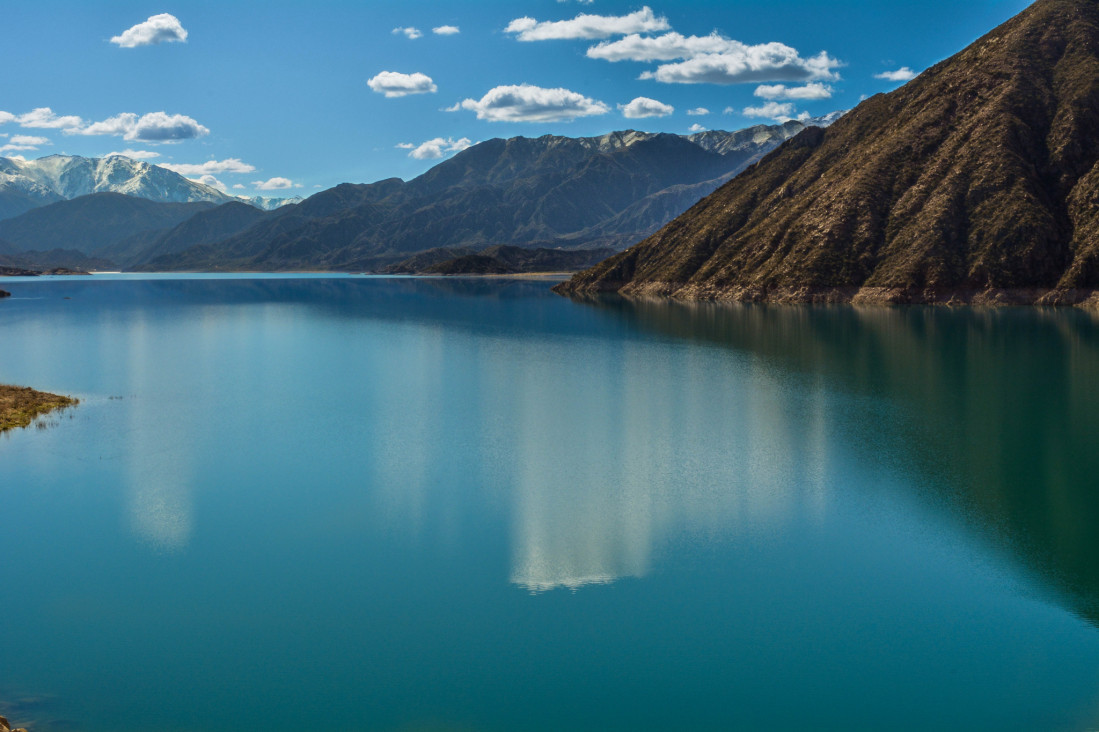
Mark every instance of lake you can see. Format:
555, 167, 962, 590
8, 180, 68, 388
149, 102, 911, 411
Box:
2, 274, 1098, 731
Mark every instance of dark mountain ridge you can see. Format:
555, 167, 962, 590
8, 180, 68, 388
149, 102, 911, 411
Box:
140, 120, 840, 272
557, 0, 1099, 306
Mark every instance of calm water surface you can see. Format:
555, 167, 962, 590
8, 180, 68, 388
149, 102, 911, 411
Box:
1, 274, 1098, 731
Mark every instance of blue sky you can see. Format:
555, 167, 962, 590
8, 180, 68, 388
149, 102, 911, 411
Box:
2, 0, 1032, 196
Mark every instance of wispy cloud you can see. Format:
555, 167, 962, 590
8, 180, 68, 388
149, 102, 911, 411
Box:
742, 101, 810, 123
11, 107, 84, 130
432, 25, 460, 35
875, 67, 918, 82
398, 137, 473, 160
368, 71, 438, 97
0, 134, 50, 154
505, 7, 669, 41
190, 174, 227, 191
754, 82, 833, 100
158, 158, 256, 176
456, 84, 609, 122
687, 107, 709, 116
619, 96, 674, 118
252, 177, 294, 190
392, 26, 423, 40
105, 149, 161, 159
76, 112, 209, 142
111, 13, 188, 48
641, 48, 841, 85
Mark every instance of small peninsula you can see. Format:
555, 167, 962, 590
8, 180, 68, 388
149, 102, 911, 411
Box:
0, 384, 78, 433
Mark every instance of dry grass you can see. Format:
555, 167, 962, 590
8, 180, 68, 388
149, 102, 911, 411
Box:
0, 384, 78, 433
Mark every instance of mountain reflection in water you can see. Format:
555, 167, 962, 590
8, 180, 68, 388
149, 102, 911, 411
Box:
573, 296, 1099, 623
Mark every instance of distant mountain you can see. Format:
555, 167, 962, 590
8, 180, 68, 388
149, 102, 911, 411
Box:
146, 116, 842, 272
0, 192, 215, 257
0, 154, 300, 220
557, 0, 1099, 306
241, 195, 305, 211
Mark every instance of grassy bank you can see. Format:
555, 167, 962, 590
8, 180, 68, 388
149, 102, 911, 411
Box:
0, 385, 78, 433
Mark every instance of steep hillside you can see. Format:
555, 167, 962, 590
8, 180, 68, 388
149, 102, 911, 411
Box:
557, 0, 1099, 306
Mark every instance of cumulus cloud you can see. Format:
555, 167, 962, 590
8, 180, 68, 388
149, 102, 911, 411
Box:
505, 7, 669, 41
688, 123, 706, 133
0, 134, 51, 154
875, 67, 918, 82
77, 111, 209, 142
14, 107, 84, 130
743, 101, 811, 122
754, 82, 833, 100
588, 31, 744, 62
432, 25, 460, 35
641, 47, 841, 85
399, 137, 473, 160
190, 174, 227, 191
368, 71, 438, 97
252, 177, 294, 190
393, 26, 423, 39
457, 84, 610, 122
105, 149, 161, 159
158, 158, 256, 176
0, 111, 14, 125
618, 96, 674, 118
687, 107, 709, 116
111, 13, 188, 47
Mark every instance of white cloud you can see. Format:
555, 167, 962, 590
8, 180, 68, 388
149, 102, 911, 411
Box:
754, 82, 833, 100
875, 67, 918, 82
505, 7, 669, 41
15, 107, 84, 130
105, 149, 161, 159
432, 25, 460, 35
688, 123, 706, 133
367, 71, 438, 97
0, 134, 51, 154
400, 137, 473, 160
557, 0, 595, 3
687, 107, 709, 116
190, 174, 227, 191
76, 111, 209, 142
252, 177, 294, 190
641, 48, 841, 85
742, 102, 812, 123
158, 158, 256, 176
588, 31, 745, 62
392, 26, 423, 39
619, 96, 674, 118
232, 183, 246, 190
457, 84, 610, 122
0, 111, 16, 125
111, 13, 188, 48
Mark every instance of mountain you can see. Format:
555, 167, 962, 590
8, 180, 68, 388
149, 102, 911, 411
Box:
557, 0, 1099, 306
0, 193, 216, 256
0, 154, 300, 221
140, 117, 842, 272
384, 244, 617, 275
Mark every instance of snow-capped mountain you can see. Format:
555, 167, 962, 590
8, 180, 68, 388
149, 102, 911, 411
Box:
240, 195, 303, 211
0, 154, 299, 220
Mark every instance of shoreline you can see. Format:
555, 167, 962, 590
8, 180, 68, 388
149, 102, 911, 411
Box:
0, 385, 79, 434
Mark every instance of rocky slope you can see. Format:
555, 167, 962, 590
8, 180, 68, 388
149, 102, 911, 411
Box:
557, 0, 1099, 306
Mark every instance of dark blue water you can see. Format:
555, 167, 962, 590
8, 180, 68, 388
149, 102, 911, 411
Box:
2, 274, 1098, 731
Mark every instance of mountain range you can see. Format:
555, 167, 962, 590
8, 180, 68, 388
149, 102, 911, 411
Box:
0, 154, 300, 221
558, 0, 1099, 306
0, 116, 842, 272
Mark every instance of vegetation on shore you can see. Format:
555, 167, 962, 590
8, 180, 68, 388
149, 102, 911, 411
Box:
0, 384, 78, 433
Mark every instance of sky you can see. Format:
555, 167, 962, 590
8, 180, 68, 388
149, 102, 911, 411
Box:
2, 0, 1033, 197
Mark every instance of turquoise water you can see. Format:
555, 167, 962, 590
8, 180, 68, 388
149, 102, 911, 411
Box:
1, 274, 1098, 731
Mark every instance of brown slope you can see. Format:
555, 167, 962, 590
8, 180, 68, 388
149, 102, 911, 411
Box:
557, 0, 1099, 306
